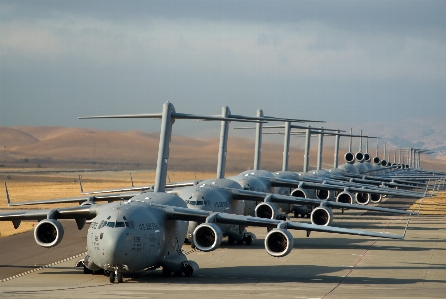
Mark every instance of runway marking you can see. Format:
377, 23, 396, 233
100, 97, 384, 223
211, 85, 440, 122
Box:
0, 252, 87, 283
321, 220, 396, 298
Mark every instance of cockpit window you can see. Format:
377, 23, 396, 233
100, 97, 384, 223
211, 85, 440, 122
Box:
116, 222, 125, 227
188, 201, 196, 205
125, 221, 135, 229
196, 201, 204, 205
106, 222, 115, 228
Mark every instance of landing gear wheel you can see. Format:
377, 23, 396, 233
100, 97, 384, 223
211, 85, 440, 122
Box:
293, 211, 299, 218
83, 266, 93, 274
244, 235, 253, 245
237, 239, 244, 245
117, 272, 123, 283
227, 236, 235, 245
109, 272, 115, 283
162, 267, 171, 277
184, 265, 193, 277
174, 271, 183, 277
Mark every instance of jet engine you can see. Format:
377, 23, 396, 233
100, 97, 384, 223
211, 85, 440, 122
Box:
355, 152, 365, 162
364, 153, 371, 162
192, 223, 223, 252
264, 228, 294, 257
290, 188, 309, 198
310, 207, 333, 226
373, 156, 380, 164
255, 202, 280, 219
380, 160, 388, 167
355, 192, 370, 205
344, 152, 355, 164
316, 189, 331, 200
369, 193, 382, 204
336, 191, 354, 204
34, 219, 64, 248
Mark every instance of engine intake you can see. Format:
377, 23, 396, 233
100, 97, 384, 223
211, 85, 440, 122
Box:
290, 188, 309, 198
336, 191, 354, 204
355, 152, 365, 162
265, 229, 294, 257
255, 202, 280, 219
316, 189, 331, 200
344, 152, 355, 164
193, 223, 223, 252
310, 207, 333, 226
364, 153, 371, 162
34, 219, 64, 248
355, 192, 370, 205
373, 156, 380, 164
369, 193, 382, 204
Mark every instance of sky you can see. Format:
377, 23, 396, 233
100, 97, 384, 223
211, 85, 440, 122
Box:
1, 0, 446, 138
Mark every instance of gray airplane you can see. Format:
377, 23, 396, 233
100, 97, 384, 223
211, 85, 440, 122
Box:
70, 106, 417, 235
0, 102, 413, 284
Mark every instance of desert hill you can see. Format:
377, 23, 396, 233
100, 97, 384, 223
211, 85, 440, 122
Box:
1, 126, 445, 172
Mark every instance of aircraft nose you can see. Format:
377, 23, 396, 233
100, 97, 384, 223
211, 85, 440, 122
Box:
102, 231, 127, 265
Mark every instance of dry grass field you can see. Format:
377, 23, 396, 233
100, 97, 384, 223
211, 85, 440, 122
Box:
409, 191, 446, 215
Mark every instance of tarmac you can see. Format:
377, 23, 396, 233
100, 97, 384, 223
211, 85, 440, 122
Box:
1, 202, 445, 298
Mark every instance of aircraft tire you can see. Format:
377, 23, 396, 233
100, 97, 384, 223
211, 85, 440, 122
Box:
117, 272, 123, 283
227, 236, 235, 245
237, 239, 244, 245
83, 266, 93, 274
109, 272, 115, 283
244, 235, 252, 245
184, 266, 193, 277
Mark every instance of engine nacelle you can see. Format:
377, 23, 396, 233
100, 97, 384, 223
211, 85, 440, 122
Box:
193, 223, 223, 252
364, 153, 371, 162
369, 193, 382, 204
381, 160, 387, 167
373, 156, 381, 164
344, 152, 355, 164
290, 188, 309, 198
255, 202, 280, 219
316, 189, 331, 200
310, 207, 333, 226
336, 191, 354, 204
355, 192, 370, 205
34, 219, 64, 248
265, 228, 294, 257
355, 152, 365, 162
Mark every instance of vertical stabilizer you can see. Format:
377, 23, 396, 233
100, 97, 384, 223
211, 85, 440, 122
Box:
334, 130, 340, 168
316, 127, 324, 170
303, 126, 311, 172
217, 106, 230, 179
254, 109, 263, 170
282, 121, 291, 171
154, 102, 175, 193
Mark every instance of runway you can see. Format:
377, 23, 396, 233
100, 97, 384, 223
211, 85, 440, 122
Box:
1, 206, 445, 298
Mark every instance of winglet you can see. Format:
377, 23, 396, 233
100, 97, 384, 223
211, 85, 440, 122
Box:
78, 175, 84, 194
5, 182, 11, 206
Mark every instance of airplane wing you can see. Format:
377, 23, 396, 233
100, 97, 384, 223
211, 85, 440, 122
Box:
5, 182, 139, 206
164, 205, 404, 240
267, 177, 426, 198
224, 188, 417, 215
0, 205, 97, 222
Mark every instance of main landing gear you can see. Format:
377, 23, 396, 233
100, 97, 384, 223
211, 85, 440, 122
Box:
108, 270, 124, 283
